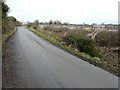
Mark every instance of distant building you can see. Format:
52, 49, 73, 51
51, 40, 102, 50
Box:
105, 24, 118, 31
92, 24, 105, 31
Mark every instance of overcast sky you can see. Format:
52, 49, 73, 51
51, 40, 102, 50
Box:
6, 0, 119, 24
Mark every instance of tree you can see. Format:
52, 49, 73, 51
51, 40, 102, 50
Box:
34, 20, 39, 25
54, 21, 57, 24
49, 20, 53, 24
1, 1, 9, 34
2, 1, 9, 18
33, 20, 39, 29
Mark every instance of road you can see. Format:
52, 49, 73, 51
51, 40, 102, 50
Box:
3, 27, 118, 88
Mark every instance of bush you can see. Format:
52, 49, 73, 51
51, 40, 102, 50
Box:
64, 33, 101, 57
64, 33, 79, 47
76, 38, 100, 57
95, 31, 118, 47
26, 24, 31, 27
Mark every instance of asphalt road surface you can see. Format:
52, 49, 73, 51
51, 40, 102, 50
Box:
3, 27, 118, 88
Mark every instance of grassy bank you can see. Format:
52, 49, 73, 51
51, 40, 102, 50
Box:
26, 27, 119, 76
2, 27, 17, 45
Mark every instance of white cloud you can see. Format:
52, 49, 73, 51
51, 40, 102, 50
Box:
6, 0, 119, 24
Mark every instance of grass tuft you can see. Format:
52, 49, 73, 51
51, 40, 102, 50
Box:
91, 57, 100, 61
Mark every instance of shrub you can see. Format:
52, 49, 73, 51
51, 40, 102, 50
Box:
95, 31, 118, 47
63, 33, 101, 57
76, 37, 100, 57
63, 33, 79, 47
33, 25, 37, 29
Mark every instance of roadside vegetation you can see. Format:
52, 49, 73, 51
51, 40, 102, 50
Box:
26, 20, 119, 76
2, 1, 20, 75
1, 1, 20, 44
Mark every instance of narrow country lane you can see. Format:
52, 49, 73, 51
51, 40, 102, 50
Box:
3, 27, 118, 88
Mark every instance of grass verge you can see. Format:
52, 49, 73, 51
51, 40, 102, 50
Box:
2, 27, 17, 45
